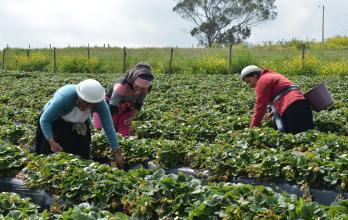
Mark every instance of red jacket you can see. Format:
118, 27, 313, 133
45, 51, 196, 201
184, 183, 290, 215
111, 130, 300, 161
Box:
250, 69, 305, 127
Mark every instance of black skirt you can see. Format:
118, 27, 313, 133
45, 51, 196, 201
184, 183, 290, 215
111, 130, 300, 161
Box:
35, 114, 91, 159
282, 100, 314, 134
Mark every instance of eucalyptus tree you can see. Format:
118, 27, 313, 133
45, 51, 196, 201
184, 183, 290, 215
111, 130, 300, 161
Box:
173, 0, 277, 47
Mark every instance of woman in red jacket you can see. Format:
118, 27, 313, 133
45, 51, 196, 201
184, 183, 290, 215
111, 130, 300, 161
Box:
240, 65, 313, 134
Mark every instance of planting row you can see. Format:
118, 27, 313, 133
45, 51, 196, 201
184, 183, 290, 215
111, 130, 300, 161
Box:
0, 72, 347, 142
1, 150, 348, 219
0, 71, 347, 192
0, 192, 128, 220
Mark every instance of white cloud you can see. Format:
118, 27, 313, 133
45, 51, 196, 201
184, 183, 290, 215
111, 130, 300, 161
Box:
0, 0, 347, 48
249, 0, 348, 44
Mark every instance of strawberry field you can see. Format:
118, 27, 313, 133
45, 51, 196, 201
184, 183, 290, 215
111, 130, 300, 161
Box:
1, 70, 348, 219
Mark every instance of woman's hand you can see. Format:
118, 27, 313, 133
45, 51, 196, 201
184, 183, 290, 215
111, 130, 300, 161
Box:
124, 110, 139, 125
264, 112, 272, 121
112, 149, 125, 169
48, 138, 63, 153
123, 118, 132, 125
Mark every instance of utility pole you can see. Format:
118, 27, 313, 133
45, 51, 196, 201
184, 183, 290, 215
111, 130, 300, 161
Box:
321, 5, 325, 43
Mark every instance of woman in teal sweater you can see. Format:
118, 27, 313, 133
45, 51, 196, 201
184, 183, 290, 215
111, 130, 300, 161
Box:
35, 79, 124, 168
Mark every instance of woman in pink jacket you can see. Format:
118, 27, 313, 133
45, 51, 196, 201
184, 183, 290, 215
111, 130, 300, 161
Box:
240, 65, 313, 134
93, 63, 154, 136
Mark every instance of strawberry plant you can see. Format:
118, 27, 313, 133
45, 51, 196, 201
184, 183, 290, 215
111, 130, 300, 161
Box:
0, 143, 29, 177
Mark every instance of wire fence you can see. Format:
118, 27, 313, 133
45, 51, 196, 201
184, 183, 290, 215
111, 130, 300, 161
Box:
1, 44, 348, 74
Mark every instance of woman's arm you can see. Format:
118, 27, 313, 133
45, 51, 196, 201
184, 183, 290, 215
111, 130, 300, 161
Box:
94, 101, 119, 150
40, 94, 70, 140
109, 83, 125, 107
123, 92, 147, 125
39, 85, 77, 152
94, 101, 124, 168
250, 80, 273, 127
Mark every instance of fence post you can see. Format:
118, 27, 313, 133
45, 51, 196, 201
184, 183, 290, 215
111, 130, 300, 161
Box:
229, 44, 233, 74
27, 44, 30, 58
53, 47, 57, 72
87, 43, 90, 60
168, 48, 174, 74
2, 48, 5, 69
301, 43, 305, 69
122, 46, 126, 73
50, 44, 52, 49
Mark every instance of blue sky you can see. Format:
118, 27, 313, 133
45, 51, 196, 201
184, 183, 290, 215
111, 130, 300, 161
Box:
0, 0, 347, 48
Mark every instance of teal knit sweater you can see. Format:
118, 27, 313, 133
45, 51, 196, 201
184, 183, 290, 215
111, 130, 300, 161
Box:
40, 84, 119, 149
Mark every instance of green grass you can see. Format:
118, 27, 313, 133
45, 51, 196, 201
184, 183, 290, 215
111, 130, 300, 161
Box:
0, 45, 347, 75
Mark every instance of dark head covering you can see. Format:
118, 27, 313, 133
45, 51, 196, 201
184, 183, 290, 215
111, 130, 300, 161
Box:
126, 62, 154, 85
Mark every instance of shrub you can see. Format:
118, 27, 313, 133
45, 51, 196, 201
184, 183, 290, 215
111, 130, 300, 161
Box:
280, 55, 319, 75
192, 56, 228, 74
150, 61, 185, 75
326, 36, 348, 48
311, 36, 348, 49
231, 54, 258, 74
259, 57, 284, 72
9, 53, 49, 72
88, 57, 104, 73
58, 56, 104, 73
319, 60, 348, 76
282, 39, 311, 49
